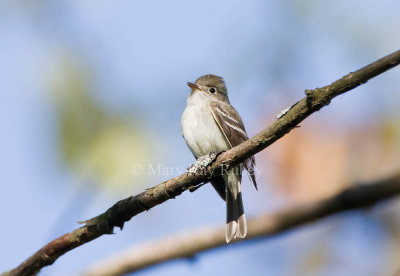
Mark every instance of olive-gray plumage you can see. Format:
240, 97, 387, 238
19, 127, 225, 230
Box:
181, 74, 257, 243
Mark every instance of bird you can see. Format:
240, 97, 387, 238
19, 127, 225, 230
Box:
181, 74, 257, 243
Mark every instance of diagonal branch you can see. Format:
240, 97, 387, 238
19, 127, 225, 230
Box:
79, 173, 400, 276
4, 49, 400, 276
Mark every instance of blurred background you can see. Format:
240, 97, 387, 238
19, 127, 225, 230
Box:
1, 1, 400, 275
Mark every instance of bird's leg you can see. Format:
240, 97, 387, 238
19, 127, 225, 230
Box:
187, 152, 219, 174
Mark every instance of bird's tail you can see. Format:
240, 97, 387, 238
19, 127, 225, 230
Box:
225, 169, 247, 243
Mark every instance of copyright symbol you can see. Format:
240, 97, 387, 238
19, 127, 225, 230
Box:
130, 164, 144, 175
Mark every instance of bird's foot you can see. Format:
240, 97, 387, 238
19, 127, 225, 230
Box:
187, 152, 219, 174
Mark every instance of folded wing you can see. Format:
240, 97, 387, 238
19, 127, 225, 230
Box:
210, 102, 257, 189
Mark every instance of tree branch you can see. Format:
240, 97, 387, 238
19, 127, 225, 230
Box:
79, 173, 400, 276
4, 49, 400, 276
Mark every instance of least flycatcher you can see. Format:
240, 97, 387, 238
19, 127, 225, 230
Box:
181, 74, 257, 243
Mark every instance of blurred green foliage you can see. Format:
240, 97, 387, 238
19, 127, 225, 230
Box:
49, 58, 152, 192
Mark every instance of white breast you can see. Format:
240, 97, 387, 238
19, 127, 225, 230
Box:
181, 100, 231, 158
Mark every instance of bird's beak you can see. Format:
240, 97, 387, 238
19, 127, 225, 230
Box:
187, 82, 199, 91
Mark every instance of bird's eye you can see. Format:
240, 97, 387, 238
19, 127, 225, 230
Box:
209, 88, 216, 93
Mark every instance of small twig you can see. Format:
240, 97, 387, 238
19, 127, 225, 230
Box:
188, 182, 208, 192
276, 100, 300, 119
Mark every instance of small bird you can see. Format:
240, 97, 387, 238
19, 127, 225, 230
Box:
181, 74, 257, 243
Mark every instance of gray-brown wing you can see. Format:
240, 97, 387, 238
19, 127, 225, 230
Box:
210, 102, 257, 189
